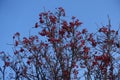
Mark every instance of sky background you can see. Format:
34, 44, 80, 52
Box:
0, 0, 120, 52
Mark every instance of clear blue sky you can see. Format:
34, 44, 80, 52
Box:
0, 0, 120, 51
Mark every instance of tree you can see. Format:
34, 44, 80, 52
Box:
0, 7, 120, 80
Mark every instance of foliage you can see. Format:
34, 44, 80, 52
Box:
0, 7, 120, 80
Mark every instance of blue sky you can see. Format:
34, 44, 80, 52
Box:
0, 0, 120, 51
